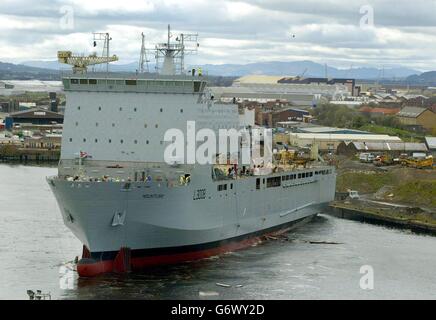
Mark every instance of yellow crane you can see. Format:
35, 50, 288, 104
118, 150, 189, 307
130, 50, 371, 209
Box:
57, 32, 118, 74
57, 51, 118, 74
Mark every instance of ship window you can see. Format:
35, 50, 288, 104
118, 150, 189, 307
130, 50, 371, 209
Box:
89, 79, 97, 85
119, 107, 123, 111
77, 106, 80, 110
112, 123, 115, 127
144, 123, 148, 128
116, 80, 124, 85
218, 184, 227, 192
126, 80, 137, 86
230, 183, 233, 190
83, 138, 86, 142
120, 139, 124, 144
69, 138, 72, 142
107, 80, 115, 85
96, 122, 98, 127
160, 108, 163, 112
108, 139, 112, 143
267, 176, 281, 188
98, 106, 101, 111
71, 79, 79, 84
256, 178, 260, 190
95, 139, 98, 143
180, 109, 183, 113
79, 79, 88, 85
193, 81, 201, 92
134, 108, 137, 112
75, 122, 78, 126
146, 140, 149, 144
98, 79, 106, 85
298, 173, 302, 179
155, 124, 158, 128
134, 140, 138, 144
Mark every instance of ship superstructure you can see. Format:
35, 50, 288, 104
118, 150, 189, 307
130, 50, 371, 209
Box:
48, 27, 336, 277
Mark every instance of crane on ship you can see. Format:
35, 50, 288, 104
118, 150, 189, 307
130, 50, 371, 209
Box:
57, 33, 118, 74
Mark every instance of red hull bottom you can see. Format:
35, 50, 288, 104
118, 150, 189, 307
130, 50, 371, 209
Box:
77, 224, 300, 277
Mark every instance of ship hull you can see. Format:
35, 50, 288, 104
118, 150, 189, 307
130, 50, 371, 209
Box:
77, 215, 315, 277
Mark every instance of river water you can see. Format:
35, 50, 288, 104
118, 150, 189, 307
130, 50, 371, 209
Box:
0, 164, 435, 300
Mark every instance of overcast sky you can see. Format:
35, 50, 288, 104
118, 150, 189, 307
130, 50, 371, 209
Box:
0, 0, 435, 70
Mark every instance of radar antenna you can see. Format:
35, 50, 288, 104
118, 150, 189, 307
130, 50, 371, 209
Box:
151, 25, 199, 75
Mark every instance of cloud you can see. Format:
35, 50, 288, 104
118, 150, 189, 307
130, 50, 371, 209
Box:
0, 0, 434, 71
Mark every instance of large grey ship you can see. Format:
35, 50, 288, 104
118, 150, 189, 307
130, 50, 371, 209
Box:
47, 28, 336, 277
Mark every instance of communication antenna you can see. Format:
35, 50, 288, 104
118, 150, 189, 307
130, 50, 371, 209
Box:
151, 25, 199, 75
139, 32, 150, 73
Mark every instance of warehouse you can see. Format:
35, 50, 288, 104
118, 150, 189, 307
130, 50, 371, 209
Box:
5, 108, 64, 129
337, 141, 428, 157
289, 132, 402, 152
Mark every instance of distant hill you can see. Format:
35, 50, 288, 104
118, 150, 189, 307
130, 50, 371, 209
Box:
0, 61, 59, 80
195, 61, 421, 79
406, 71, 436, 85
21, 59, 421, 80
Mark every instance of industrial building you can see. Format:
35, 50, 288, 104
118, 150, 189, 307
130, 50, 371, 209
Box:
337, 141, 428, 157
257, 108, 311, 127
5, 108, 64, 129
210, 74, 355, 107
425, 137, 436, 157
396, 106, 436, 132
288, 132, 402, 152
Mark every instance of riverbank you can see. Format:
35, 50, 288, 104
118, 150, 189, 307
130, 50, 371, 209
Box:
330, 200, 436, 235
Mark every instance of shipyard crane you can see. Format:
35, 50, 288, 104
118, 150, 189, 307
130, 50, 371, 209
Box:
57, 33, 118, 74
57, 51, 119, 74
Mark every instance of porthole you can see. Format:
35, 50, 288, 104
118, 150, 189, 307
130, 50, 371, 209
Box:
98, 106, 101, 111
75, 122, 78, 126
120, 139, 124, 144
134, 108, 137, 112
112, 123, 115, 127
146, 140, 149, 144
119, 107, 123, 111
108, 139, 112, 143
83, 138, 86, 142
160, 108, 163, 112
95, 139, 98, 143
134, 140, 138, 144
96, 122, 99, 127
69, 138, 72, 142
77, 106, 80, 110
155, 124, 158, 128
180, 109, 183, 113
144, 123, 148, 128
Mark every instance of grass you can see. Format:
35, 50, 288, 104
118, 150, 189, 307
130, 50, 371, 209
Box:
359, 124, 424, 142
336, 171, 395, 193
392, 180, 436, 208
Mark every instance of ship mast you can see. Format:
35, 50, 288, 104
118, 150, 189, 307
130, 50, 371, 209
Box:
138, 32, 150, 73
152, 24, 199, 75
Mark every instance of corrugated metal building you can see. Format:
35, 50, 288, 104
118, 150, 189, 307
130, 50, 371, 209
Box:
337, 141, 428, 156
289, 132, 402, 152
